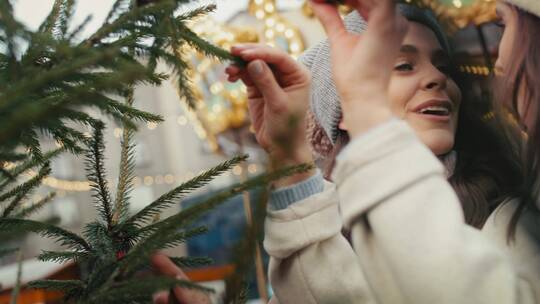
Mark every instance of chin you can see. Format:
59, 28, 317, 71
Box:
418, 130, 455, 156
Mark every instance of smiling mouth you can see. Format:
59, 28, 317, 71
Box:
418, 106, 451, 116
414, 100, 453, 118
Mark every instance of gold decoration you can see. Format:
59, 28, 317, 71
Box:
301, 0, 497, 30
180, 1, 307, 152
179, 18, 257, 152
460, 64, 490, 76
415, 0, 497, 30
301, 1, 353, 18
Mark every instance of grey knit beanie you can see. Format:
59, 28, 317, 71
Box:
505, 0, 540, 17
301, 5, 451, 144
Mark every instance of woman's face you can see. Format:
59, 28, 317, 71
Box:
387, 22, 462, 156
495, 2, 534, 128
495, 2, 518, 77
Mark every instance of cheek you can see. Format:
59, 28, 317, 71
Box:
496, 24, 516, 71
388, 76, 417, 115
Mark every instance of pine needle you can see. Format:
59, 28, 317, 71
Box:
89, 276, 213, 304
85, 125, 114, 229
124, 154, 249, 228
112, 90, 136, 225
0, 218, 90, 251
1, 164, 51, 217
169, 256, 213, 268
13, 192, 56, 219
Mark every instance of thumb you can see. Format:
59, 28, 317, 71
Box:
247, 60, 283, 106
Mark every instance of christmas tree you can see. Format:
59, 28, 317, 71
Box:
0, 0, 310, 302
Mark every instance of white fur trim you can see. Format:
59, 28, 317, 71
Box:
505, 0, 540, 17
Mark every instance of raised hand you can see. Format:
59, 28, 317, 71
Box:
226, 44, 313, 166
310, 0, 409, 137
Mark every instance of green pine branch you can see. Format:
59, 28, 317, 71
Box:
89, 276, 213, 304
124, 154, 248, 228
0, 216, 61, 244
112, 91, 136, 225
0, 218, 90, 251
82, 222, 113, 250
169, 256, 213, 268
139, 163, 314, 238
0, 148, 63, 194
103, 0, 131, 26
1, 0, 243, 156
39, 0, 76, 38
14, 192, 56, 219
119, 162, 313, 279
18, 129, 43, 161
84, 258, 120, 294
85, 126, 114, 229
1, 164, 51, 217
0, 162, 51, 207
38, 250, 91, 264
118, 226, 208, 277
29, 279, 86, 300
0, 1, 307, 301
0, 152, 26, 163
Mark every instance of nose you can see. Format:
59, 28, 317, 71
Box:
423, 65, 448, 91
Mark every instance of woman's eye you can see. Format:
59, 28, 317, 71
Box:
395, 63, 414, 71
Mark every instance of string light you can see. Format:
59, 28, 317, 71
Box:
453, 0, 463, 8
248, 164, 258, 174
147, 122, 158, 130
177, 115, 188, 126
232, 165, 243, 176
114, 128, 123, 138
165, 174, 175, 184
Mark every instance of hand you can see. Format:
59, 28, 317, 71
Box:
151, 254, 211, 304
226, 44, 312, 162
310, 0, 408, 137
226, 44, 316, 186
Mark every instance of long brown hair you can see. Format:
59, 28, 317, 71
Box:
500, 6, 540, 238
450, 72, 522, 228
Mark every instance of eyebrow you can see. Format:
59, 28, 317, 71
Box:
400, 45, 418, 54
400, 44, 449, 61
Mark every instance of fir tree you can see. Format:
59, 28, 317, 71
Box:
0, 0, 242, 259
0, 119, 310, 303
0, 1, 312, 302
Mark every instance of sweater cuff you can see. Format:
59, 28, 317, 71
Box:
269, 170, 325, 210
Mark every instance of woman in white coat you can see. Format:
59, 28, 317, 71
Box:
224, 0, 540, 303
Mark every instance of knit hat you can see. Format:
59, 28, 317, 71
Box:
300, 5, 451, 146
505, 0, 540, 17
